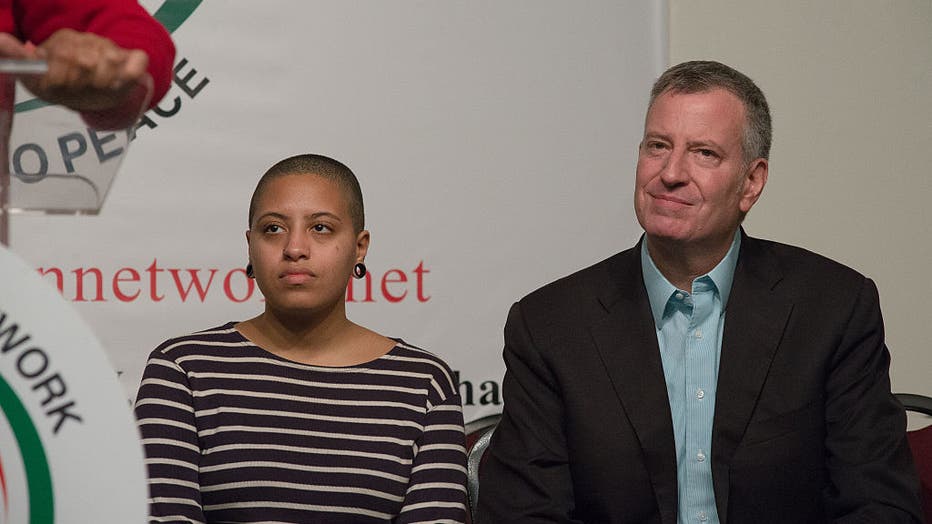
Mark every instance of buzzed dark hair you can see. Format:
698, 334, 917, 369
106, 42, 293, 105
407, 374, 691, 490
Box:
248, 154, 365, 232
649, 60, 772, 161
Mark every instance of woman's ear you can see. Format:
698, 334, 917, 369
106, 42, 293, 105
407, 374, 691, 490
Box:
355, 230, 371, 261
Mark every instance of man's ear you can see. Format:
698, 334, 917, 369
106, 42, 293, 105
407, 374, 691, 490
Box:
739, 158, 768, 214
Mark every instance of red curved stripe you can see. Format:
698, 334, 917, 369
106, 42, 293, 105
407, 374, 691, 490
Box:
0, 452, 8, 522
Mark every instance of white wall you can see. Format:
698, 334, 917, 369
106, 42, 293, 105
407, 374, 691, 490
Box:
668, 1, 932, 399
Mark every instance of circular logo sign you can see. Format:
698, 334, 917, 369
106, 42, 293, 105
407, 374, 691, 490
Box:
0, 245, 147, 523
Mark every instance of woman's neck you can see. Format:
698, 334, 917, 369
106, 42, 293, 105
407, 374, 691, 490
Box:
237, 304, 392, 366
253, 307, 350, 352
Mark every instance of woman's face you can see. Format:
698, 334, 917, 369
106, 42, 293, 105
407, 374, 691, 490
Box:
246, 173, 368, 316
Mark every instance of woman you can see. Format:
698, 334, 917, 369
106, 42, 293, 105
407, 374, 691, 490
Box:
134, 154, 468, 523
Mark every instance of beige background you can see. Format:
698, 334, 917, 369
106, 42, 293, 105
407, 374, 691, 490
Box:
668, 1, 932, 402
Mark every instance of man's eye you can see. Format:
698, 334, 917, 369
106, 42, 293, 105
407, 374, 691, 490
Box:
312, 224, 331, 233
698, 149, 716, 158
643, 142, 667, 154
264, 224, 283, 233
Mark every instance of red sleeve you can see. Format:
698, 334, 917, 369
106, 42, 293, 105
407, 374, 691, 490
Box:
12, 0, 176, 109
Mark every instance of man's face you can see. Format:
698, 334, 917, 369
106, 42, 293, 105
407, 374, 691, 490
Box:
634, 88, 767, 251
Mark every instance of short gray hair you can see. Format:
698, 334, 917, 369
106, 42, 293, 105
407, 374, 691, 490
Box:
649, 60, 772, 161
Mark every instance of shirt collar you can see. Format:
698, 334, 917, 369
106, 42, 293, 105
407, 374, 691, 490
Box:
640, 230, 742, 326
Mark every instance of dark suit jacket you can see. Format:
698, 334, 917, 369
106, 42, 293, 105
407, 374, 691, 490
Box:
478, 232, 921, 523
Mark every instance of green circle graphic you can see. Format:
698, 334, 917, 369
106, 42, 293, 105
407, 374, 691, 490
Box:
0, 375, 53, 524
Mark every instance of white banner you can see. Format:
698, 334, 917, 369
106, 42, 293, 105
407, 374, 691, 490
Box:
9, 0, 666, 424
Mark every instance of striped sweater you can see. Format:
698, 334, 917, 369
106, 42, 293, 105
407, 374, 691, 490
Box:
133, 323, 468, 523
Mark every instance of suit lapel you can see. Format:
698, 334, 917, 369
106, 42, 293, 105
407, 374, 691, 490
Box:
590, 245, 679, 524
711, 233, 794, 523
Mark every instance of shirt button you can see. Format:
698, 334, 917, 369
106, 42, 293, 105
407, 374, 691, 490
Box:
697, 451, 706, 462
694, 328, 702, 339
674, 292, 685, 301
698, 511, 708, 522
696, 389, 705, 400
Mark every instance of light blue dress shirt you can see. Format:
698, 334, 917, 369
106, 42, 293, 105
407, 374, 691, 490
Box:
640, 231, 741, 524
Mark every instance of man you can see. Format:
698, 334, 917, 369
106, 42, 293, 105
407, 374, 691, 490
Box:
0, 0, 175, 129
477, 61, 921, 523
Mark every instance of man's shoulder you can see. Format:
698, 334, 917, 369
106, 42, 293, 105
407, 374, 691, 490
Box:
517, 246, 639, 312
740, 235, 877, 310
743, 234, 867, 283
